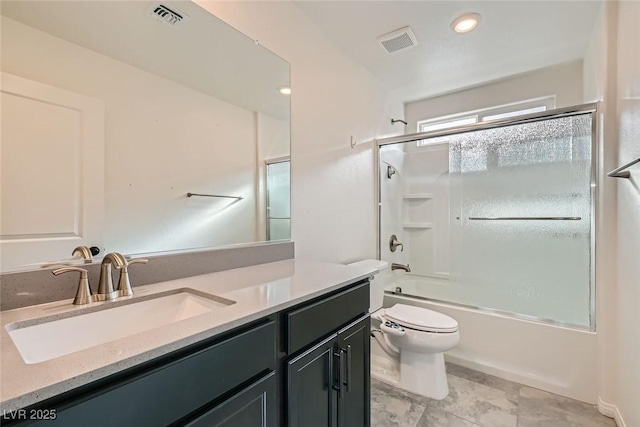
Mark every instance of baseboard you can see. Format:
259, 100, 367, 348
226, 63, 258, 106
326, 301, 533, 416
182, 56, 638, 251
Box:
598, 397, 626, 427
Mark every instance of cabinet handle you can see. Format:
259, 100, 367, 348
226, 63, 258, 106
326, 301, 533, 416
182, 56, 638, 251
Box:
332, 350, 342, 396
340, 345, 352, 393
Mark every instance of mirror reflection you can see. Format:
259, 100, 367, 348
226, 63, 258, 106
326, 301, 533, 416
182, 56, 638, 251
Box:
0, 1, 290, 272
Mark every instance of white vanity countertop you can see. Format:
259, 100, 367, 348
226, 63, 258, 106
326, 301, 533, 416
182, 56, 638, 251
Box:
0, 260, 376, 412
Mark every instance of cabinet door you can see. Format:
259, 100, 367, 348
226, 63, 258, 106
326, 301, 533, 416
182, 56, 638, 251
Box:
287, 334, 337, 427
182, 371, 277, 427
337, 315, 371, 427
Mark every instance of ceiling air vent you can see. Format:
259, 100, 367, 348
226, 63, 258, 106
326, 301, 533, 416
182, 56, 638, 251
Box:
377, 26, 418, 54
148, 3, 189, 27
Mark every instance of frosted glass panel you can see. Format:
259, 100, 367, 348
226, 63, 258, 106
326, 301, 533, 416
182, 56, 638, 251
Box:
266, 161, 290, 240
268, 218, 290, 241
450, 115, 592, 326
379, 113, 593, 329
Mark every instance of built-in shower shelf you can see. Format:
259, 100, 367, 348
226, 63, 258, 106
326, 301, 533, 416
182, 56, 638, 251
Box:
403, 222, 434, 229
403, 193, 433, 200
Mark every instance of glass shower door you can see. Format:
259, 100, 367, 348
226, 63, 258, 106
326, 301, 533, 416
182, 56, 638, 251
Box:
266, 160, 291, 241
449, 114, 593, 327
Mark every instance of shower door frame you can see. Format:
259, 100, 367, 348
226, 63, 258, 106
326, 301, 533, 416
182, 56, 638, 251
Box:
375, 102, 598, 331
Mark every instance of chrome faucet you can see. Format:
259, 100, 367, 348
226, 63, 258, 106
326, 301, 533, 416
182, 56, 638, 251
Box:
391, 263, 411, 272
97, 253, 127, 301
51, 252, 148, 305
72, 246, 94, 263
71, 245, 100, 263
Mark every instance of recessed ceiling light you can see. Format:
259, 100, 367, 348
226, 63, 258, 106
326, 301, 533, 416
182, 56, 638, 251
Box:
452, 13, 482, 34
279, 86, 292, 95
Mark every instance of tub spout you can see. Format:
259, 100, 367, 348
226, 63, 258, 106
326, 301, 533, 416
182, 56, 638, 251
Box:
391, 263, 411, 272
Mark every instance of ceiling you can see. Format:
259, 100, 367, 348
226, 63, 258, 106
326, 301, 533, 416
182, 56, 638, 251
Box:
294, 1, 601, 103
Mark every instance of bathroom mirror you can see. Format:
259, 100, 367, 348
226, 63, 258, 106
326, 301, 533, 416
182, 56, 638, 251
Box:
0, 1, 290, 272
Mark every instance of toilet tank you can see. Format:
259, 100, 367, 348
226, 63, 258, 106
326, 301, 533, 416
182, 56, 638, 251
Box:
347, 259, 389, 312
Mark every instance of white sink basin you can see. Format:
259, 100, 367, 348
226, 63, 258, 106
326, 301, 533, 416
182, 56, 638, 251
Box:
5, 289, 235, 364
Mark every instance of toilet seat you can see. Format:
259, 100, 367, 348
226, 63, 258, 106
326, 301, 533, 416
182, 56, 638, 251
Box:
384, 304, 458, 333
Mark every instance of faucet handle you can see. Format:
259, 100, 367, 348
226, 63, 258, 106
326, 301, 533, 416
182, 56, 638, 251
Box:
52, 267, 93, 305
117, 258, 149, 297
389, 235, 404, 252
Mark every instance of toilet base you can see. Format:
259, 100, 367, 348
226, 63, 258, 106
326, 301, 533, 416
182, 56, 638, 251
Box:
400, 350, 449, 399
371, 337, 450, 400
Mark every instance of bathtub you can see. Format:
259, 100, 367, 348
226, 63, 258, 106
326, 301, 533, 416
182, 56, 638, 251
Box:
382, 278, 598, 404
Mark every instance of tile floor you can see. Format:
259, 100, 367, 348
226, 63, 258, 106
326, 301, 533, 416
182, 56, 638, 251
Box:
371, 363, 617, 427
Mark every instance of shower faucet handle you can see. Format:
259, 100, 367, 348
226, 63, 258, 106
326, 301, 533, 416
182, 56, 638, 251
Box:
389, 234, 404, 252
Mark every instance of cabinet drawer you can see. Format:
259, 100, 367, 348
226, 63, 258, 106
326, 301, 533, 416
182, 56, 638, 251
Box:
31, 320, 276, 427
285, 281, 369, 354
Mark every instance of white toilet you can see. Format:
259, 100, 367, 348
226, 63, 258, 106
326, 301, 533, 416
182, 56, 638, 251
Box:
348, 259, 460, 400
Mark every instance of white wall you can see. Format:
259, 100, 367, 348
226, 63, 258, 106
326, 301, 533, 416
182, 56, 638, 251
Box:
405, 61, 584, 131
195, 1, 403, 263
613, 2, 640, 426
1, 16, 260, 255
583, 2, 640, 425
582, 0, 621, 421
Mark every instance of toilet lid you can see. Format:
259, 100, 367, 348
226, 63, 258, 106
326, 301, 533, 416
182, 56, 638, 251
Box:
385, 304, 458, 333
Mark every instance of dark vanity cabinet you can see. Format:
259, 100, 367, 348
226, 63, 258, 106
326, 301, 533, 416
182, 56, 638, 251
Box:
287, 316, 370, 427
6, 319, 279, 427
4, 279, 370, 427
284, 281, 371, 427
337, 317, 371, 427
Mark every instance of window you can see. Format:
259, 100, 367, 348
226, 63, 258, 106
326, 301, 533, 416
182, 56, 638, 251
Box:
416, 96, 556, 140
482, 105, 547, 121
420, 116, 478, 133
